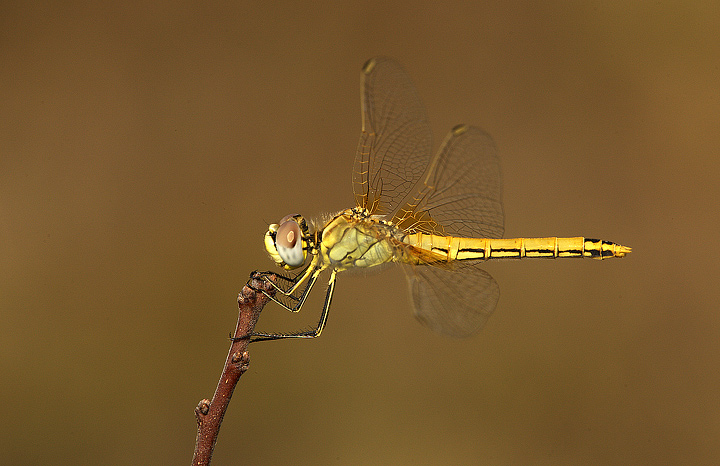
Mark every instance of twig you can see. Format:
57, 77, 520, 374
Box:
192, 271, 276, 466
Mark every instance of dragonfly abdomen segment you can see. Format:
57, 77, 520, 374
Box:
405, 234, 631, 262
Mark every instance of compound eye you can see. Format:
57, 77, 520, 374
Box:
275, 218, 304, 267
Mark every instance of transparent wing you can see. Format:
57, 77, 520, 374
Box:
353, 57, 432, 216
407, 262, 500, 337
392, 124, 504, 239
353, 59, 505, 336
399, 126, 504, 335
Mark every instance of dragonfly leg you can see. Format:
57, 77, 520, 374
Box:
259, 266, 322, 314
252, 263, 313, 297
248, 270, 337, 342
264, 259, 320, 297
251, 273, 302, 303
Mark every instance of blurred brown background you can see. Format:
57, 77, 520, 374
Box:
2, 1, 718, 465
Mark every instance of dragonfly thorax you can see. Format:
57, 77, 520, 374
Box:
319, 208, 403, 271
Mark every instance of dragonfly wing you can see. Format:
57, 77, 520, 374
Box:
392, 124, 504, 239
354, 57, 432, 216
407, 262, 500, 337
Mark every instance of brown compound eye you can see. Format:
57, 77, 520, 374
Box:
275, 217, 305, 267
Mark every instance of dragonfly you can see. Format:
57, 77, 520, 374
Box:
250, 57, 631, 342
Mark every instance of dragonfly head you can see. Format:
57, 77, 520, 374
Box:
265, 214, 311, 270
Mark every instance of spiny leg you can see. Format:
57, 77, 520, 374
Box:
252, 262, 314, 298
263, 267, 323, 314
250, 261, 321, 312
249, 270, 337, 342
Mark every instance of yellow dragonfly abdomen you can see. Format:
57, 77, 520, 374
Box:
405, 232, 631, 262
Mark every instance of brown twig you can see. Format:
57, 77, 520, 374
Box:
192, 271, 276, 466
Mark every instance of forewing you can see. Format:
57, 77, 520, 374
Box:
407, 262, 500, 337
392, 125, 504, 239
353, 57, 432, 216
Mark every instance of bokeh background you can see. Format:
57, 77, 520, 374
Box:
2, 2, 718, 465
